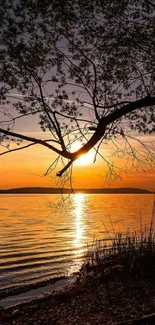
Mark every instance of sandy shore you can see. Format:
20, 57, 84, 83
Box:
0, 276, 68, 301
1, 272, 155, 325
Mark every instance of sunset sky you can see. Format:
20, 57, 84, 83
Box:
1, 3, 155, 192
0, 121, 154, 191
0, 103, 154, 191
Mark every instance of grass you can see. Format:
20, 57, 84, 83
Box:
78, 200, 155, 281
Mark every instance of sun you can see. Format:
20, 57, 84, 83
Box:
71, 143, 94, 166
76, 150, 94, 165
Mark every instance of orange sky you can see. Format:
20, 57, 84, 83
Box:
0, 135, 154, 191
0, 84, 154, 191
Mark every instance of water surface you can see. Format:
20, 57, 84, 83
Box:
0, 193, 154, 293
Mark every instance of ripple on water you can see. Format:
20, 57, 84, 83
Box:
0, 193, 154, 293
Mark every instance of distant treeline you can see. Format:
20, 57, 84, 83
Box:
0, 187, 153, 194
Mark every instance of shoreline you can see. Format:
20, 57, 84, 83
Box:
0, 273, 76, 304
0, 275, 75, 309
1, 272, 155, 325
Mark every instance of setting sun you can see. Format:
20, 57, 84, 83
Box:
76, 150, 94, 165
71, 143, 94, 166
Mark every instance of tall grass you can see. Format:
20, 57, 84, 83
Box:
79, 200, 155, 280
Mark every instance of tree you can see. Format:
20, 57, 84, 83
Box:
0, 0, 155, 184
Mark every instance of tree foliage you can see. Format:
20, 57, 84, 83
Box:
0, 0, 155, 179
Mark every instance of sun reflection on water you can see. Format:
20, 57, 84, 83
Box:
73, 193, 85, 250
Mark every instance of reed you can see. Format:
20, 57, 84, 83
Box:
78, 200, 155, 280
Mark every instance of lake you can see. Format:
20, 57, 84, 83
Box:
0, 193, 154, 294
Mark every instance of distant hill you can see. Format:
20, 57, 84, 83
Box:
0, 187, 153, 194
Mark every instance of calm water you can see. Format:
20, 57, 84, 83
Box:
0, 194, 154, 293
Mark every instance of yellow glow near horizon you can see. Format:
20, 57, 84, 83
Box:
0, 136, 154, 191
76, 151, 94, 165
71, 143, 94, 166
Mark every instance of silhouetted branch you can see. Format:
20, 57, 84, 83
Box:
44, 157, 60, 176
0, 143, 36, 156
57, 160, 73, 177
0, 127, 67, 157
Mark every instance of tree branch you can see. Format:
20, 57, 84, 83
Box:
0, 127, 71, 159
56, 160, 73, 177
104, 96, 155, 125
0, 143, 36, 156
1, 95, 155, 178
57, 96, 155, 176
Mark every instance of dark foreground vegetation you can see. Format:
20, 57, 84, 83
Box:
1, 205, 155, 325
